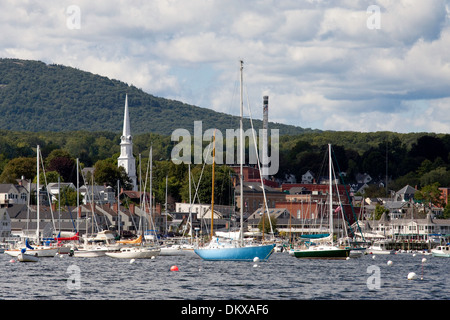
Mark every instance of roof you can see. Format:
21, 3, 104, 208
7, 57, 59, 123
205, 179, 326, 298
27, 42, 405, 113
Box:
248, 207, 291, 220
235, 181, 283, 194
396, 185, 417, 195
121, 190, 150, 199
0, 184, 20, 193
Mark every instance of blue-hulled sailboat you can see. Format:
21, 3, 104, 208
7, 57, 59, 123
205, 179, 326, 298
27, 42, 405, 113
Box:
194, 60, 275, 261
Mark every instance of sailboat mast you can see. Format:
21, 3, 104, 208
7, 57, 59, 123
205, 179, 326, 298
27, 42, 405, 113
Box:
328, 144, 333, 241
239, 60, 244, 246
149, 146, 153, 238
36, 145, 40, 242
76, 158, 79, 234
189, 164, 192, 243
211, 130, 216, 239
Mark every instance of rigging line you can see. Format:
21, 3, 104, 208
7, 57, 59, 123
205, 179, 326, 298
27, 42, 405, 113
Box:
78, 166, 101, 233
144, 146, 158, 244
38, 147, 57, 234
189, 141, 213, 237
244, 84, 274, 239
331, 160, 348, 240
331, 147, 365, 242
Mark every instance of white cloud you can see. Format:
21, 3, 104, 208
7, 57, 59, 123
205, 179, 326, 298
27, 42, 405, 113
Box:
1, 0, 450, 134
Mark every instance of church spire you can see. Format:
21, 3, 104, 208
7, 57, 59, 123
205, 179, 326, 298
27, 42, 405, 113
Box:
118, 94, 137, 191
122, 94, 131, 137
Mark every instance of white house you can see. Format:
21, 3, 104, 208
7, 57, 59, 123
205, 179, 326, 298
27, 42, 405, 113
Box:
301, 170, 315, 184
80, 185, 116, 205
0, 184, 27, 205
46, 182, 76, 203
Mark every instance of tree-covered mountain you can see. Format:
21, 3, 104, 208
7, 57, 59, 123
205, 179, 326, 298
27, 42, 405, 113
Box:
0, 58, 312, 136
2, 58, 450, 205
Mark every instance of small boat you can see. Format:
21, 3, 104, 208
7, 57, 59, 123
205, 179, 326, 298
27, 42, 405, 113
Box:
431, 245, 450, 258
293, 244, 350, 259
368, 240, 396, 255
105, 246, 160, 259
71, 245, 110, 258
159, 244, 193, 256
17, 249, 39, 262
5, 239, 59, 258
348, 246, 366, 258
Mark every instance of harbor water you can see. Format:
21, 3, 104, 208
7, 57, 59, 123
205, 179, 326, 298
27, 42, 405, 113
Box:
1, 251, 448, 302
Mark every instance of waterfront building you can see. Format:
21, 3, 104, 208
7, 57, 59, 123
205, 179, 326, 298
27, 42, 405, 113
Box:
234, 181, 286, 215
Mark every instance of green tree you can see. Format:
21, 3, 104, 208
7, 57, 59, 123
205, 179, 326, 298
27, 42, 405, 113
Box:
93, 159, 132, 191
0, 157, 36, 183
414, 183, 444, 211
372, 204, 389, 220
45, 149, 77, 184
33, 171, 61, 184
258, 214, 277, 235
442, 203, 450, 219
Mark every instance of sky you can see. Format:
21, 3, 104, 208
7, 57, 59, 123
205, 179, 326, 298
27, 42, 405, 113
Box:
1, 0, 450, 134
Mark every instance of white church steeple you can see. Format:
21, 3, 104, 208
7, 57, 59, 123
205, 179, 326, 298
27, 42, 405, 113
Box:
118, 94, 137, 191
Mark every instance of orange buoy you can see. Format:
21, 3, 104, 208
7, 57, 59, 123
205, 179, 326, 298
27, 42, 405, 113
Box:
170, 265, 179, 271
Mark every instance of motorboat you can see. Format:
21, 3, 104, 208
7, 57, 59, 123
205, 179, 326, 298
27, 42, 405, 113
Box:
368, 240, 396, 255
431, 245, 450, 258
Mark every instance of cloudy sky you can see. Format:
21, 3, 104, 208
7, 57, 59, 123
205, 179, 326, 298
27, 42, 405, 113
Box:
1, 0, 450, 133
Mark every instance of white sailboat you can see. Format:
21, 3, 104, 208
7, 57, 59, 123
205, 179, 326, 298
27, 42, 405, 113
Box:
105, 246, 160, 259
106, 146, 160, 259
292, 144, 350, 259
194, 60, 275, 261
5, 145, 58, 258
71, 231, 120, 257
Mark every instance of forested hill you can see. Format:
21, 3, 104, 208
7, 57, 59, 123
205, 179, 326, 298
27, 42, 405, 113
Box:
0, 58, 311, 135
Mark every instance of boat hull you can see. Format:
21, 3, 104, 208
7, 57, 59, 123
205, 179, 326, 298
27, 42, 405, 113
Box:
105, 248, 160, 259
293, 246, 350, 259
194, 244, 275, 261
431, 246, 450, 258
159, 246, 190, 256
18, 252, 39, 262
71, 247, 109, 258
5, 247, 58, 258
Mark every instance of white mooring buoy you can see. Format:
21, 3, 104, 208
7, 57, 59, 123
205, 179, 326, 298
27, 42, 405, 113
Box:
407, 272, 417, 280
